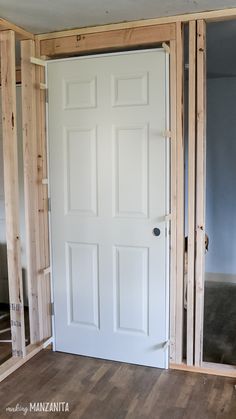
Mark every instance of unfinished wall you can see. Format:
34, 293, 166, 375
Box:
0, 86, 27, 303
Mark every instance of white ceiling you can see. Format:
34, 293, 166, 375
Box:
0, 0, 236, 34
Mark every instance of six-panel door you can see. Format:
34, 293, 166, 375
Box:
47, 50, 169, 368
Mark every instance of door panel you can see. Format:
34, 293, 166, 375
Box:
48, 50, 169, 368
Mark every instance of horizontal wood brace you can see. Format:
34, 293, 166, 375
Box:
39, 82, 47, 89
163, 130, 172, 138
43, 337, 53, 348
43, 266, 51, 275
40, 23, 176, 57
30, 57, 46, 67
165, 214, 172, 222
170, 362, 236, 378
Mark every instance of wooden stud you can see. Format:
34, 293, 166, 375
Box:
30, 57, 46, 67
21, 40, 40, 344
169, 38, 177, 363
186, 20, 197, 366
40, 24, 176, 57
35, 38, 52, 341
0, 30, 26, 358
175, 21, 185, 364
195, 20, 206, 367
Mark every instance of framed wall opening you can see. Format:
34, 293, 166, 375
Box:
2, 7, 236, 381
203, 20, 236, 367
180, 17, 236, 377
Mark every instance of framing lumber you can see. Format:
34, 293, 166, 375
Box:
40, 23, 176, 57
186, 20, 196, 366
169, 38, 177, 363
35, 38, 52, 341
175, 21, 184, 364
30, 57, 46, 67
21, 40, 40, 344
0, 17, 34, 40
170, 362, 236, 379
194, 20, 206, 367
36, 7, 236, 42
0, 30, 26, 357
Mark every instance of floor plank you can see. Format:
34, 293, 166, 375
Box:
0, 350, 236, 418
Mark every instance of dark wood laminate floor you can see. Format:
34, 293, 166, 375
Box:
203, 282, 236, 365
1, 351, 236, 418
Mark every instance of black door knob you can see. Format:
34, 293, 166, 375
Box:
153, 228, 161, 237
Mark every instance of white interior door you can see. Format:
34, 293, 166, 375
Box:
47, 49, 169, 368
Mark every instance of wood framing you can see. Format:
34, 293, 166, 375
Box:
186, 20, 197, 366
0, 17, 33, 40
21, 40, 40, 343
40, 23, 176, 57
0, 30, 26, 357
35, 39, 52, 341
169, 38, 177, 363
170, 362, 236, 379
175, 22, 184, 364
2, 6, 236, 381
194, 20, 206, 367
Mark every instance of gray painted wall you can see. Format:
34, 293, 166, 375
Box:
205, 77, 236, 275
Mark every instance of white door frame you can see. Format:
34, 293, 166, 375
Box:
45, 48, 170, 368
